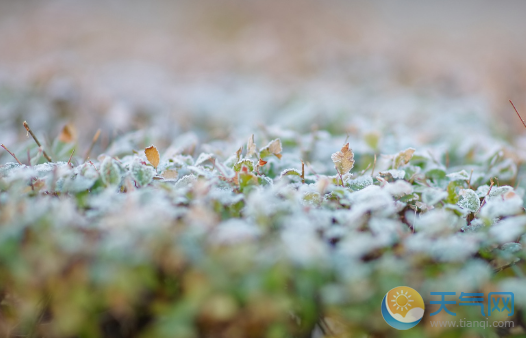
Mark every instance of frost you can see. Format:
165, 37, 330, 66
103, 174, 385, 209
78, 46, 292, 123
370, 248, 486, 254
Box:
489, 215, 526, 243
100, 157, 122, 186
280, 168, 301, 178
346, 175, 373, 191
210, 219, 261, 244
422, 187, 448, 206
195, 152, 215, 166
457, 189, 480, 213
383, 180, 413, 197
174, 174, 197, 189
131, 160, 155, 187
378, 169, 405, 179
480, 194, 523, 219
446, 170, 469, 181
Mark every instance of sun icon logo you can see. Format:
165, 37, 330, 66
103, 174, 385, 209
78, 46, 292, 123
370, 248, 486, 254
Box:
391, 289, 414, 312
381, 286, 425, 330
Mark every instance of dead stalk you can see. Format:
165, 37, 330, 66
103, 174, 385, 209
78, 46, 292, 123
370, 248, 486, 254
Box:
476, 179, 494, 214
67, 148, 76, 167
510, 100, 526, 129
1, 144, 22, 165
84, 129, 101, 161
23, 121, 52, 162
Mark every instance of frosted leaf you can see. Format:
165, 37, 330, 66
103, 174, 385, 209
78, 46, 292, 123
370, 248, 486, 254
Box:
131, 160, 155, 187
331, 143, 354, 175
100, 157, 122, 186
378, 169, 405, 180
346, 175, 373, 191
446, 170, 469, 181
174, 174, 197, 189
457, 189, 480, 213
476, 185, 490, 198
195, 153, 215, 166
347, 185, 396, 217
303, 192, 322, 207
422, 187, 448, 206
210, 219, 261, 244
280, 168, 301, 178
480, 194, 523, 219
501, 242, 522, 254
233, 159, 254, 172
489, 186, 514, 199
62, 175, 97, 193
489, 215, 526, 243
0, 163, 23, 177
383, 180, 413, 197
258, 176, 273, 186
188, 166, 215, 179
246, 134, 257, 158
259, 138, 282, 159
390, 148, 415, 169
411, 209, 464, 234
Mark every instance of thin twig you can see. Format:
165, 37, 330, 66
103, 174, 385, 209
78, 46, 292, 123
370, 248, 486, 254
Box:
476, 179, 494, 214
27, 148, 31, 166
371, 154, 377, 177
335, 166, 344, 187
1, 144, 22, 165
23, 121, 52, 162
510, 100, 526, 129
305, 161, 320, 178
67, 148, 76, 167
301, 160, 305, 184
84, 128, 101, 162
359, 162, 372, 175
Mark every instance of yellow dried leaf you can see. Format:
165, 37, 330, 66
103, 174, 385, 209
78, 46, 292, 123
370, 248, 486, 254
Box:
268, 139, 282, 155
145, 145, 160, 168
247, 134, 256, 157
393, 148, 415, 169
58, 123, 77, 143
162, 169, 178, 179
331, 143, 354, 175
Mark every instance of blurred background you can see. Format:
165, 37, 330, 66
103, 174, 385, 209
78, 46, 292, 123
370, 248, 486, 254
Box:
1, 0, 526, 152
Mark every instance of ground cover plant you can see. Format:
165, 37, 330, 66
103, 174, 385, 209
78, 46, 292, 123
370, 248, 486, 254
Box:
2, 95, 526, 338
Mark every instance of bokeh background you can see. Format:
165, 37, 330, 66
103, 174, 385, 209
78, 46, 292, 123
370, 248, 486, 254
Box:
1, 0, 526, 158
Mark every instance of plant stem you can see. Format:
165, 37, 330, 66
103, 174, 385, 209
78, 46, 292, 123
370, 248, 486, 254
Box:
67, 148, 75, 167
301, 160, 305, 184
476, 179, 494, 214
23, 121, 52, 162
84, 128, 101, 161
1, 144, 22, 165
510, 100, 526, 129
371, 154, 377, 177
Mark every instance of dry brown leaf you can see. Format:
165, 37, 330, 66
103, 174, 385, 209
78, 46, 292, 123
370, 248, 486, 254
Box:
145, 145, 160, 168
331, 143, 354, 175
393, 148, 415, 169
58, 123, 77, 143
258, 159, 267, 166
162, 169, 178, 179
247, 134, 256, 157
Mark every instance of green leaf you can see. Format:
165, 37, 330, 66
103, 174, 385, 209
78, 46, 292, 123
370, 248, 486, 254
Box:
233, 159, 254, 172
100, 157, 122, 186
457, 189, 480, 213
132, 161, 155, 187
